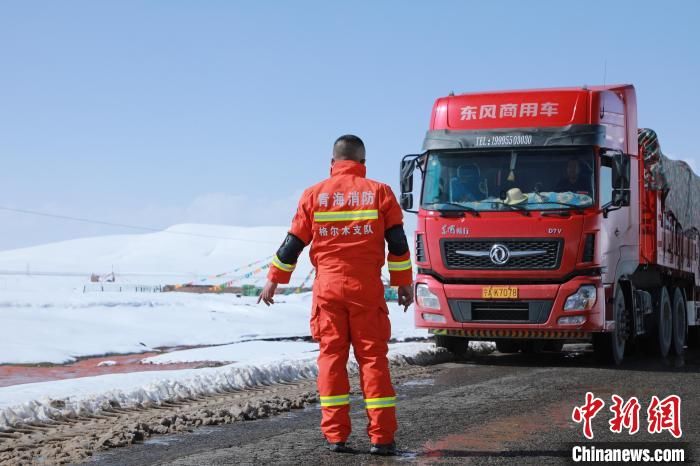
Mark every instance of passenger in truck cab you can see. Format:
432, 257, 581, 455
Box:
554, 158, 592, 194
450, 164, 486, 202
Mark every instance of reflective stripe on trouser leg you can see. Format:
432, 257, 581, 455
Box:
365, 396, 396, 409
349, 301, 397, 445
320, 394, 350, 407
315, 299, 352, 443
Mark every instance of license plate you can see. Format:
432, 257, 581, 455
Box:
482, 286, 518, 299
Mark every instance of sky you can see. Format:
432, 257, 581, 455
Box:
1, 0, 699, 251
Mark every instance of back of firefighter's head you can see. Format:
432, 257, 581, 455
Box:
332, 134, 366, 164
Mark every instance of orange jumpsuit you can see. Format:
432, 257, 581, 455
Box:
267, 160, 412, 445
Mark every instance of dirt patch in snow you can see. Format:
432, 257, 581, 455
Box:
0, 352, 212, 388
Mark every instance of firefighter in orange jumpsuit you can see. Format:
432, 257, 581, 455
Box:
258, 135, 413, 456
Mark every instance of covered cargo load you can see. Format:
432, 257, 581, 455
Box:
640, 128, 700, 234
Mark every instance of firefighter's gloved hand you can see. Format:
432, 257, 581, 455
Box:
397, 284, 414, 312
257, 280, 278, 306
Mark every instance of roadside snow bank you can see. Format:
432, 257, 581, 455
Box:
141, 340, 318, 365
0, 342, 451, 430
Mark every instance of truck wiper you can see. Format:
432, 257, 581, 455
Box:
425, 202, 480, 217
526, 201, 587, 214
495, 202, 531, 216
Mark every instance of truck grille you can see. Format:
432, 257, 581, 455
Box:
442, 239, 562, 270
448, 300, 553, 323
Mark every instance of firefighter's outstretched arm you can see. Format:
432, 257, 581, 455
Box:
381, 185, 414, 311
258, 191, 313, 306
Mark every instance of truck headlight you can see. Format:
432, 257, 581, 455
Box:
558, 316, 586, 325
422, 312, 447, 323
416, 284, 441, 310
563, 285, 597, 311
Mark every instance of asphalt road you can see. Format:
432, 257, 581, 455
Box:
89, 345, 699, 465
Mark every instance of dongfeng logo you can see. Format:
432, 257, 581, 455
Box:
489, 244, 510, 265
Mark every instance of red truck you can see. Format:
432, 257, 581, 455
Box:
400, 84, 700, 364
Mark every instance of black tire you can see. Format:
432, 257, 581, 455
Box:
495, 340, 520, 354
435, 334, 469, 359
656, 287, 673, 358
521, 340, 545, 354
689, 326, 700, 349
592, 333, 612, 363
671, 288, 687, 356
610, 285, 628, 365
593, 285, 627, 365
544, 340, 565, 352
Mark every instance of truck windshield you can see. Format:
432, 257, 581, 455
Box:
421, 148, 595, 212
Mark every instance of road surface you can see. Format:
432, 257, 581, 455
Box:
88, 345, 698, 465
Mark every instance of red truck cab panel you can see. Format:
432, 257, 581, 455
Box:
414, 84, 639, 342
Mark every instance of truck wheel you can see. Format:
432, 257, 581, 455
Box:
610, 285, 628, 365
544, 340, 564, 352
521, 340, 545, 354
689, 326, 700, 349
434, 335, 469, 359
593, 285, 627, 365
495, 340, 520, 354
671, 288, 687, 356
593, 333, 612, 363
656, 287, 673, 358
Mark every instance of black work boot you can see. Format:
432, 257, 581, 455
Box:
327, 441, 351, 453
370, 442, 396, 456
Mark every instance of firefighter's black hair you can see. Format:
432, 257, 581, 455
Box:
333, 134, 366, 162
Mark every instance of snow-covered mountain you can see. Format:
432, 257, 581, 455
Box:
0, 224, 310, 285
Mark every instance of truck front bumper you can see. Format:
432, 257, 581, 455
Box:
414, 273, 605, 340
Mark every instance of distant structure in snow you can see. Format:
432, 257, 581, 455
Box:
83, 283, 163, 293
89, 272, 116, 283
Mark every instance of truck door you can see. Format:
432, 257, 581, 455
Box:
600, 154, 640, 285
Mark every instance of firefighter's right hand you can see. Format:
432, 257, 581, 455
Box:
257, 280, 278, 306
397, 284, 414, 312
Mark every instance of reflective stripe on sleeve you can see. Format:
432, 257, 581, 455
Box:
364, 396, 396, 409
313, 209, 379, 222
271, 255, 295, 273
387, 259, 412, 271
320, 394, 350, 407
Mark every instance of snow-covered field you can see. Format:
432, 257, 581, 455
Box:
0, 224, 425, 365
1, 290, 423, 365
0, 225, 445, 429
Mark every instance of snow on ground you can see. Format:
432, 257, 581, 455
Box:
141, 340, 319, 365
0, 291, 425, 365
0, 224, 445, 429
0, 342, 444, 429
0, 224, 426, 365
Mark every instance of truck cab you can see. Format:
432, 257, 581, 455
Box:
401, 85, 645, 361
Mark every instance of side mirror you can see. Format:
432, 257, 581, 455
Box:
400, 154, 421, 213
612, 188, 630, 207
601, 150, 631, 217
400, 157, 416, 194
400, 192, 413, 210
612, 152, 630, 190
